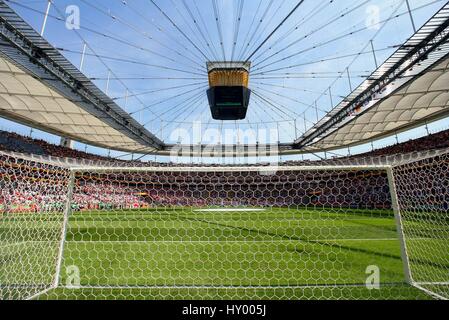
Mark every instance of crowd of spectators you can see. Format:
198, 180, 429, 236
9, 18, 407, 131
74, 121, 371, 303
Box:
0, 127, 447, 213
0, 190, 66, 213
0, 130, 110, 162
0, 153, 393, 212
71, 183, 145, 211
1, 128, 449, 168
348, 130, 449, 159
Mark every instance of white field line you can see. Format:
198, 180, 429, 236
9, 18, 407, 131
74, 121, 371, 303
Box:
74, 165, 392, 173
195, 209, 267, 212
66, 239, 401, 243
415, 282, 449, 286
59, 283, 394, 291
26, 286, 55, 301
1, 238, 403, 247
413, 283, 448, 300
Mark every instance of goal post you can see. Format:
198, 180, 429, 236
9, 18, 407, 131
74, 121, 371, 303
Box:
390, 151, 449, 300
53, 171, 76, 289
0, 152, 72, 300
386, 168, 413, 285
1, 150, 448, 300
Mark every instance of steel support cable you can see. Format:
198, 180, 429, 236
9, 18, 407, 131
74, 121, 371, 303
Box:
141, 99, 207, 158
56, 47, 206, 76
231, 0, 245, 61
212, 0, 227, 61
192, 0, 221, 62
202, 116, 214, 139
80, 0, 205, 71
159, 96, 208, 132
131, 85, 207, 115
250, 84, 346, 107
252, 23, 393, 73
254, 89, 325, 121
243, 116, 257, 141
148, 0, 210, 61
252, 100, 286, 128
181, 0, 220, 61
236, 0, 263, 61
14, 0, 204, 73
252, 98, 317, 132
239, 0, 276, 61
5, 1, 207, 76
43, 1, 166, 122
255, 0, 445, 72
241, 0, 287, 62
141, 90, 206, 128
253, 0, 441, 73
251, 0, 337, 63
156, 90, 207, 121
298, 0, 408, 127
169, 102, 213, 147
254, 92, 327, 131
251, 45, 398, 75
149, 102, 208, 139
253, 75, 365, 79
252, 74, 370, 79
169, 0, 214, 62
159, 99, 209, 139
252, 81, 347, 101
133, 88, 203, 136
112, 82, 208, 101
318, 0, 407, 100
252, 0, 371, 68
247, 102, 271, 132
252, 91, 301, 120
239, 0, 276, 60
120, 0, 206, 65
254, 71, 371, 76
244, 0, 306, 63
251, 98, 297, 140
250, 103, 275, 133
90, 76, 206, 81
252, 85, 330, 115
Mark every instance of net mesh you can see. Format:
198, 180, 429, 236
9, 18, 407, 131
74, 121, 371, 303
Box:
0, 153, 71, 300
393, 152, 449, 300
0, 150, 447, 300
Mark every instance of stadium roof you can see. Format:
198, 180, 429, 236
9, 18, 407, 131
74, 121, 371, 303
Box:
296, 3, 449, 153
0, 55, 161, 153
0, 1, 163, 154
303, 54, 449, 152
0, 1, 449, 157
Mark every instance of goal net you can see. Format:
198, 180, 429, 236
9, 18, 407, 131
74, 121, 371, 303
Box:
0, 150, 448, 300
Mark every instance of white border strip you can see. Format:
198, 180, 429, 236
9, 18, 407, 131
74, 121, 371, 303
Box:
71, 165, 392, 173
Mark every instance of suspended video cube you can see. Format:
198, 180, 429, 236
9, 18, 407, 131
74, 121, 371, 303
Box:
207, 62, 251, 120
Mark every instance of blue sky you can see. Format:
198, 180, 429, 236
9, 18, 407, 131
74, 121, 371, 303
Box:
1, 0, 448, 163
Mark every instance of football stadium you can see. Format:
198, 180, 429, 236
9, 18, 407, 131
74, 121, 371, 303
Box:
0, 0, 448, 301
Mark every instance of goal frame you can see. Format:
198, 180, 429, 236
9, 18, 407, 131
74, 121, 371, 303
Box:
31, 163, 425, 300
1, 150, 440, 300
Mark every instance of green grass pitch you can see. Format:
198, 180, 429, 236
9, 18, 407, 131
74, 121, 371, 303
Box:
1, 207, 443, 300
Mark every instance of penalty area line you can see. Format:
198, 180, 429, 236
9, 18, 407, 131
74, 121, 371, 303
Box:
63, 238, 400, 244
0, 238, 407, 248
194, 208, 267, 212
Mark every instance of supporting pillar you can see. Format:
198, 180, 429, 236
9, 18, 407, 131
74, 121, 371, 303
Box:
405, 0, 417, 33
105, 71, 111, 95
386, 167, 413, 285
41, 0, 52, 36
79, 42, 87, 72
346, 68, 353, 92
370, 40, 378, 69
